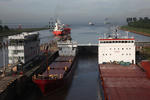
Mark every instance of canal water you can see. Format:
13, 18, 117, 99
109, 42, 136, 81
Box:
0, 25, 150, 100
41, 52, 98, 100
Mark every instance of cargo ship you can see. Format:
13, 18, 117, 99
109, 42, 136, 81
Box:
98, 29, 150, 100
52, 19, 71, 36
32, 40, 77, 94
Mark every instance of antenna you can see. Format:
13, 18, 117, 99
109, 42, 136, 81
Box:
126, 31, 129, 38
104, 33, 106, 39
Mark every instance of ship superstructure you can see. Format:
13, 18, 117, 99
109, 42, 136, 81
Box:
8, 32, 40, 64
52, 19, 71, 36
57, 40, 77, 56
98, 37, 135, 64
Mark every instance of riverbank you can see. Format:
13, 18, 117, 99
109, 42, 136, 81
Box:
0, 28, 48, 37
120, 26, 150, 37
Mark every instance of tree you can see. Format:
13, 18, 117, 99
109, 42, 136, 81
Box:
0, 25, 3, 31
143, 17, 149, 22
4, 25, 9, 30
126, 18, 129, 23
139, 17, 143, 21
133, 17, 137, 22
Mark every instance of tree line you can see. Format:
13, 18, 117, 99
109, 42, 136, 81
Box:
126, 17, 150, 29
0, 25, 9, 32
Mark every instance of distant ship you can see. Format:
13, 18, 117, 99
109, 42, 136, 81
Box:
88, 22, 94, 26
52, 19, 71, 36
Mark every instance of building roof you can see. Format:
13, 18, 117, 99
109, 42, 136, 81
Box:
8, 32, 39, 40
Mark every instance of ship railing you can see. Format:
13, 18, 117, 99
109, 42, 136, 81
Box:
33, 74, 63, 80
8, 43, 24, 46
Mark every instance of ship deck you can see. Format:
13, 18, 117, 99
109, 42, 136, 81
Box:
40, 56, 75, 78
55, 56, 74, 62
99, 64, 150, 100
49, 62, 72, 69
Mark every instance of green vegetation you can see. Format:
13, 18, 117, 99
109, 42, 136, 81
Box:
121, 26, 150, 34
142, 47, 150, 60
126, 17, 150, 28
0, 27, 48, 37
120, 17, 150, 36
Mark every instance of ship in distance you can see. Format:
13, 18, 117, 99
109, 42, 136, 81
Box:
32, 39, 77, 94
88, 22, 95, 26
50, 19, 71, 36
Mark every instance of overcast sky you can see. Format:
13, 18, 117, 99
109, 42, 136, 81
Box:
0, 0, 150, 25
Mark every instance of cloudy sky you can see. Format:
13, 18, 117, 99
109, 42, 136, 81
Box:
0, 0, 150, 25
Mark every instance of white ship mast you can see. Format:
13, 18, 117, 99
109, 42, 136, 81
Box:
54, 18, 63, 31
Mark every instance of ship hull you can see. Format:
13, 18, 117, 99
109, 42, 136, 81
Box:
53, 28, 71, 36
52, 31, 62, 36
33, 78, 63, 94
33, 56, 76, 94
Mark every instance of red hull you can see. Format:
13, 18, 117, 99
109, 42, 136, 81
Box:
33, 78, 63, 94
53, 28, 71, 36
33, 56, 76, 94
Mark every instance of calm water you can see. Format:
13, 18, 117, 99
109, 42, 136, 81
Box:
39, 25, 150, 44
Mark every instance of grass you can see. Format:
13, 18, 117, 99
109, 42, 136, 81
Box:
0, 28, 49, 37
120, 26, 150, 36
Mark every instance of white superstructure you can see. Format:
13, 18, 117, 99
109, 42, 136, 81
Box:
53, 19, 63, 31
8, 32, 40, 64
98, 37, 135, 64
57, 40, 77, 56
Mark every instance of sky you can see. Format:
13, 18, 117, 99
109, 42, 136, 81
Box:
0, 0, 150, 25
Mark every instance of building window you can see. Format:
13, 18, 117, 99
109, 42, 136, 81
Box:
129, 53, 131, 55
122, 54, 124, 55
122, 48, 124, 50
110, 48, 111, 50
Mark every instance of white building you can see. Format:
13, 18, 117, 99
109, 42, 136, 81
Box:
98, 38, 135, 64
8, 32, 40, 64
